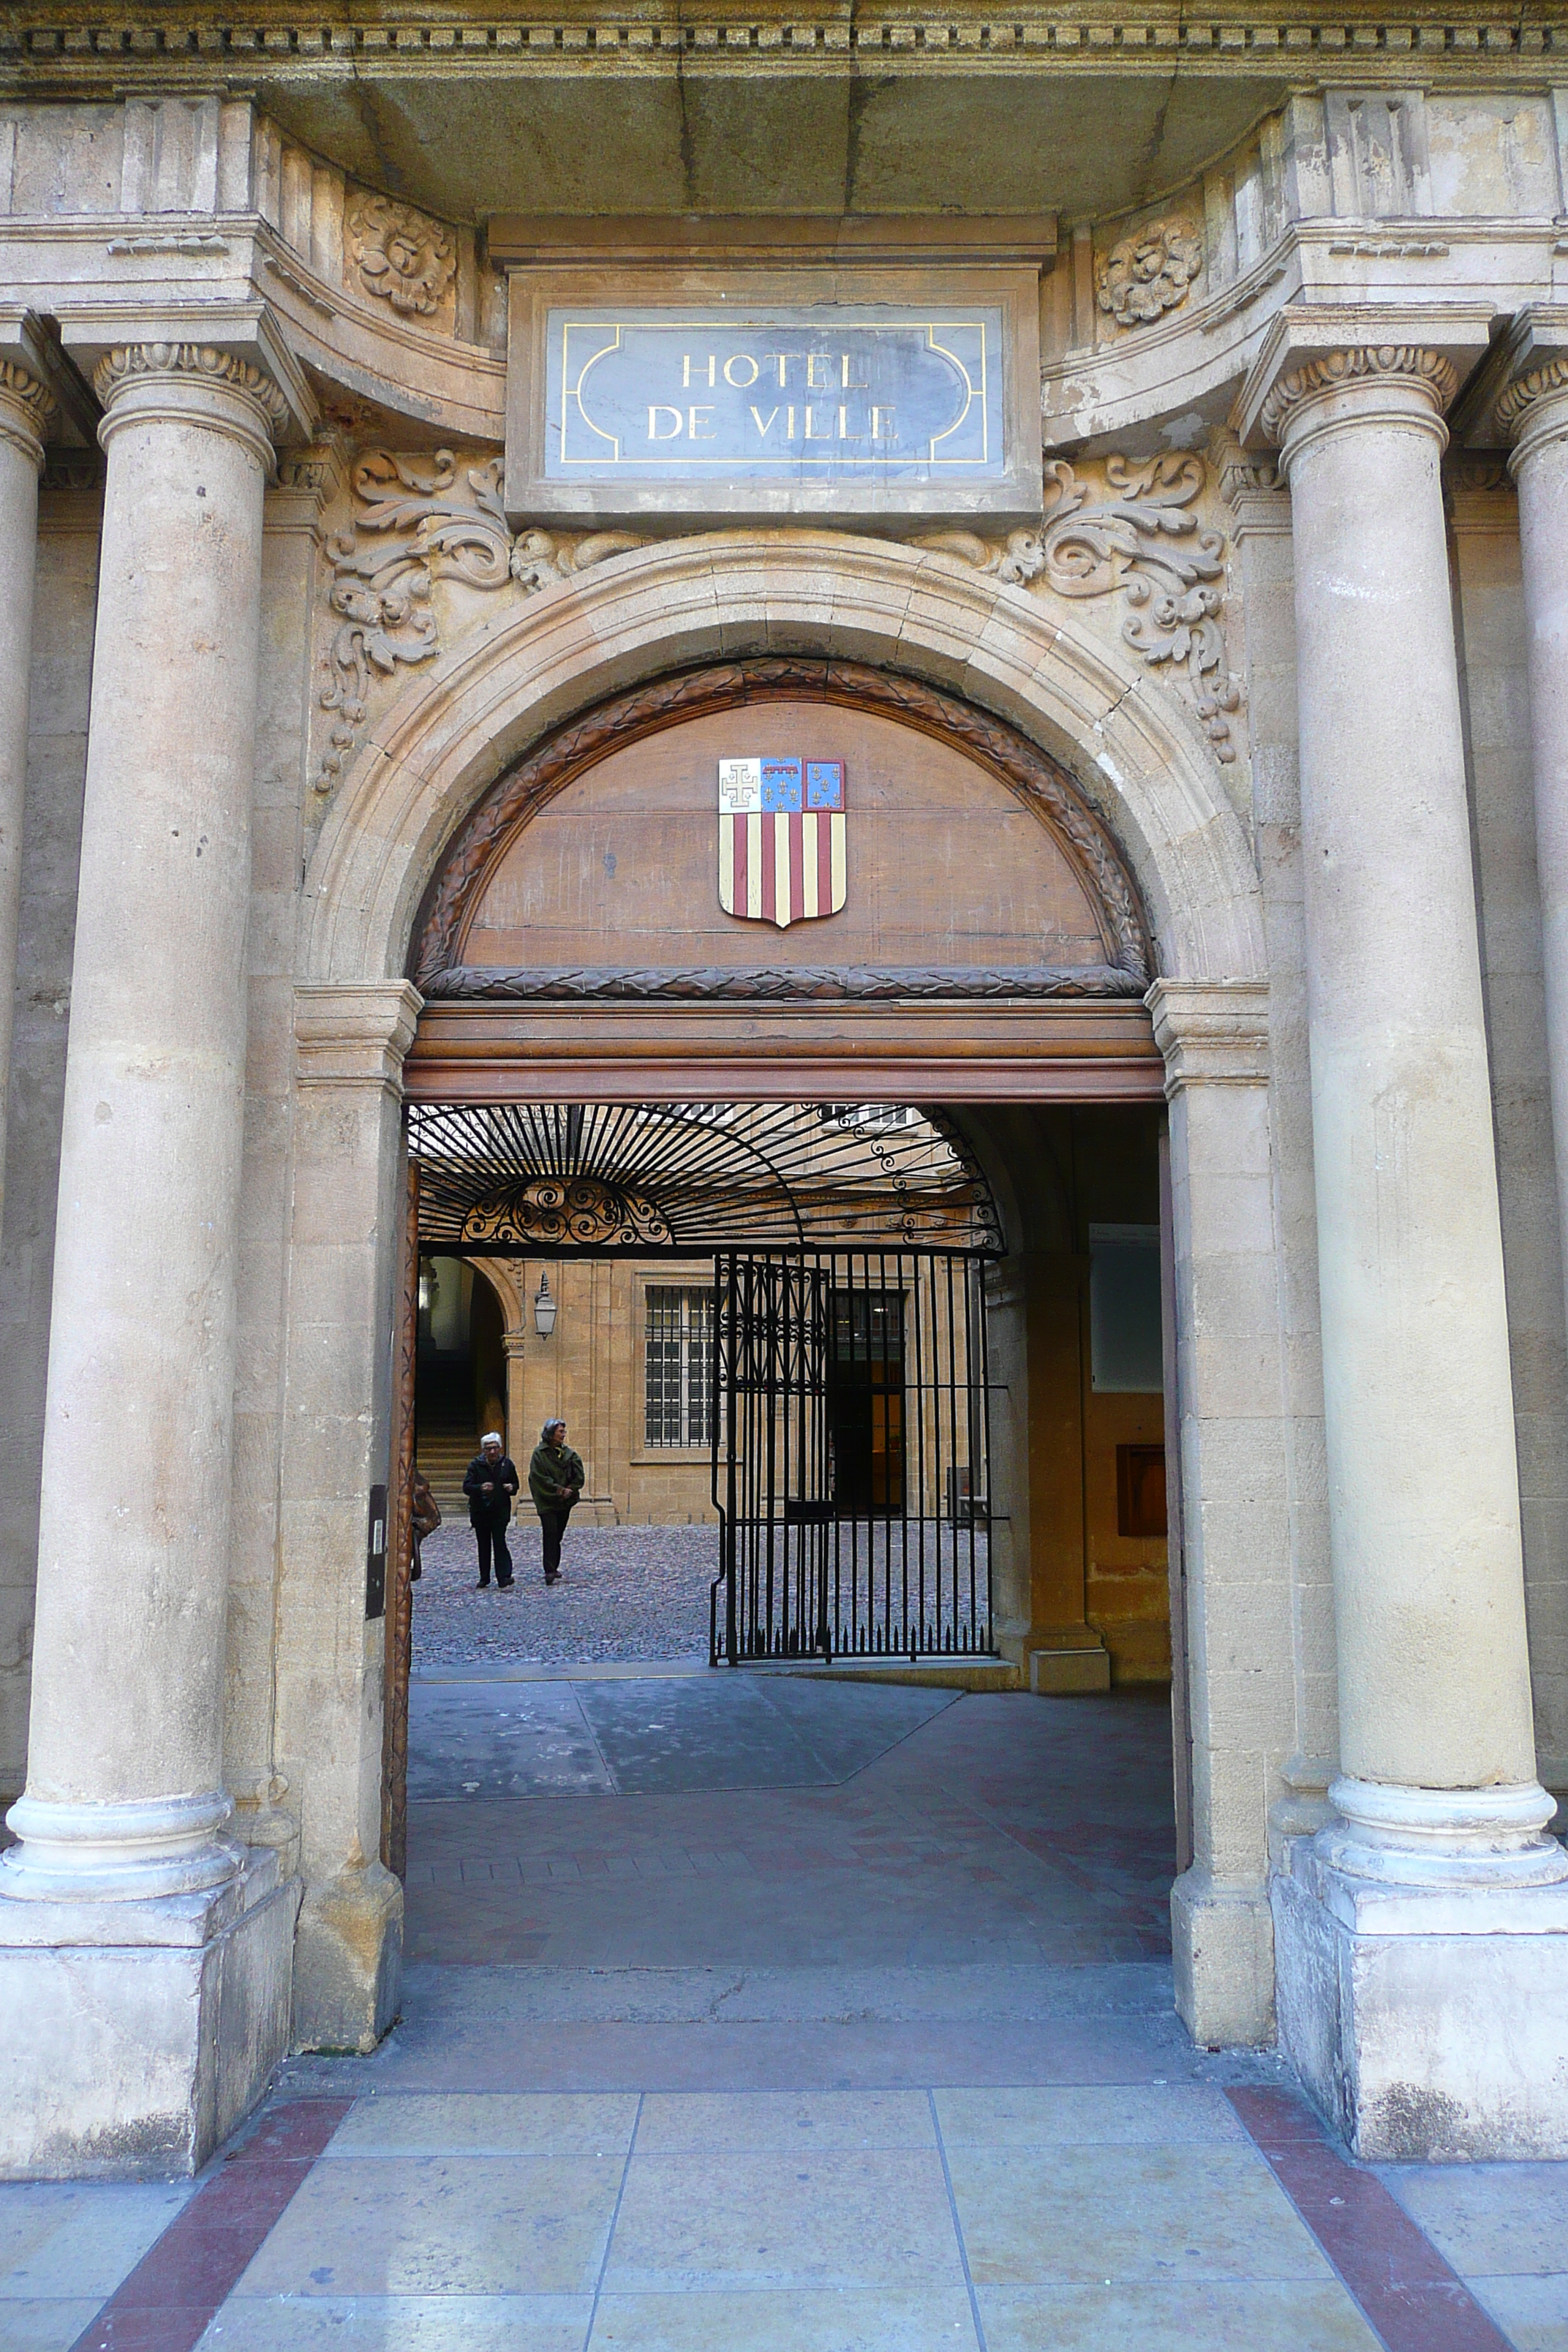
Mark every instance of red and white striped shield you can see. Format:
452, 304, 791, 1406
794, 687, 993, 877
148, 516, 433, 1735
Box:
717, 757, 847, 929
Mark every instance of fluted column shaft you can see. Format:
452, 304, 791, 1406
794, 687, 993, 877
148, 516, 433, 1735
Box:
2, 344, 285, 1901
1266, 348, 1551, 1876
1504, 364, 1568, 1384
0, 361, 53, 1232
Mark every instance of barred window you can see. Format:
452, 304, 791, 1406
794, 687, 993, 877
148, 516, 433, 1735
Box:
644, 1286, 715, 1447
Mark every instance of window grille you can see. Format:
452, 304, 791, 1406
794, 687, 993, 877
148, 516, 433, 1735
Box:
645, 1286, 715, 1447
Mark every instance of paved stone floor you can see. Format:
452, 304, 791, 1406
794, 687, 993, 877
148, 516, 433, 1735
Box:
5, 1676, 1568, 2351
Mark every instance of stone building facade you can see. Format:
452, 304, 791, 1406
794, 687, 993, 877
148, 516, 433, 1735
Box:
4, 4, 1568, 2175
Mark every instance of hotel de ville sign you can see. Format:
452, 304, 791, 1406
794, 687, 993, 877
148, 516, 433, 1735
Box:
499, 220, 1049, 530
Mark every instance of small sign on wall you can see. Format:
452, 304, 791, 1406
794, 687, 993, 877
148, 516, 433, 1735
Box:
505, 260, 1044, 529
366, 1483, 388, 1621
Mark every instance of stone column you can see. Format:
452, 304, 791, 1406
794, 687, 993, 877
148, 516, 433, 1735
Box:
1502, 361, 1568, 1414
0, 342, 298, 2176
0, 355, 53, 1232
280, 981, 419, 2055
1249, 341, 1568, 2160
1148, 979, 1292, 2050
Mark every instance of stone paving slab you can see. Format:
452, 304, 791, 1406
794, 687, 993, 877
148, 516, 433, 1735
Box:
13, 1676, 1568, 2352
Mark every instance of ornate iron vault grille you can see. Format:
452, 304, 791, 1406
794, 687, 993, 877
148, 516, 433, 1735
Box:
410, 1099, 1002, 1255
710, 1249, 992, 1665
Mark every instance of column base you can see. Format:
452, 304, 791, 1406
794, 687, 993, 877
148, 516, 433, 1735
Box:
1274, 1836, 1568, 2158
291, 1860, 402, 2055
1171, 1867, 1275, 2047
0, 1849, 300, 2178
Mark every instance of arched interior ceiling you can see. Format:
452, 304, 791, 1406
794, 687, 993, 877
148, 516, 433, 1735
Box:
410, 1099, 1004, 1254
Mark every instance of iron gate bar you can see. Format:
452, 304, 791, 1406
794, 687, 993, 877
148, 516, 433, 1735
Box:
710, 1247, 993, 1667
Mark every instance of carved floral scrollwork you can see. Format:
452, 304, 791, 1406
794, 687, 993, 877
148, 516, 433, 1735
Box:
913, 454, 1241, 764
314, 448, 645, 791
461, 1176, 672, 1249
1095, 218, 1203, 329
346, 192, 457, 319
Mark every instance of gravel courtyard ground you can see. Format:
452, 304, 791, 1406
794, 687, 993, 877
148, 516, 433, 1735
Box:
411, 1517, 717, 1667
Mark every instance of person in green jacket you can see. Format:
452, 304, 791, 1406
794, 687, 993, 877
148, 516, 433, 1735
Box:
529, 1418, 585, 1585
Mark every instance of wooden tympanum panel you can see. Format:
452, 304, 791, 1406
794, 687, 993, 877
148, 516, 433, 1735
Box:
456, 703, 1115, 973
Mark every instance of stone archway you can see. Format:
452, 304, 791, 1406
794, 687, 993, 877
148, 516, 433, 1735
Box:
283, 532, 1287, 2063
300, 532, 1266, 988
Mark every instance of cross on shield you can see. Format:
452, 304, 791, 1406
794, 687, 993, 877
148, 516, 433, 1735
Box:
717, 757, 847, 929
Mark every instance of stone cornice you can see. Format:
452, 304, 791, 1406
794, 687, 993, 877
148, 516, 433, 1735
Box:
92, 340, 292, 437
1146, 978, 1270, 1093
3, 13, 1564, 83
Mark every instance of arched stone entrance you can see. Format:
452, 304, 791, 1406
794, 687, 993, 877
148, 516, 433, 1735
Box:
283, 537, 1284, 2069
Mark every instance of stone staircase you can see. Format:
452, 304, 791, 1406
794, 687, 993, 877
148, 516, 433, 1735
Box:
416, 1422, 478, 1516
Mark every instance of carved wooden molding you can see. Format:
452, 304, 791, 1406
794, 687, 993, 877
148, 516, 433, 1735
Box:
426, 962, 1147, 1003
410, 655, 1152, 994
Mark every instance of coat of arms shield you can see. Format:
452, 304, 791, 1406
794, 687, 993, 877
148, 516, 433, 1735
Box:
717, 757, 846, 929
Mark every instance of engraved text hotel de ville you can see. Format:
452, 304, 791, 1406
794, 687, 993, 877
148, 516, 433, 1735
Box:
549, 309, 1003, 480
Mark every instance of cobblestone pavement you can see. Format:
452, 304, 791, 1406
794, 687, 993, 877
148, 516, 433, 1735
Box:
411, 1518, 717, 1667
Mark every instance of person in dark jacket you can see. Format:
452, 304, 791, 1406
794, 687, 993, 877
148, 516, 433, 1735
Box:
463, 1432, 520, 1589
528, 1418, 585, 1585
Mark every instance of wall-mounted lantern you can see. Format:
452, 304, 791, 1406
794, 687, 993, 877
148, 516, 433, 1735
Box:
533, 1271, 557, 1339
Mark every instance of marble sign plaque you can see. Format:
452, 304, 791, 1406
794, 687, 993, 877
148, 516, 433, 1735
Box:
506, 266, 1043, 528
549, 309, 1003, 484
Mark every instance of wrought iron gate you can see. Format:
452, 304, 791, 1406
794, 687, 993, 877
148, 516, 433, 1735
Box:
710, 1249, 993, 1664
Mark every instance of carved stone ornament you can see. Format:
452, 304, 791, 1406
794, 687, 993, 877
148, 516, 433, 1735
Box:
461, 1176, 672, 1249
346, 192, 458, 320
0, 360, 56, 449
412, 655, 1150, 992
91, 342, 290, 435
426, 962, 1148, 1003
912, 453, 1242, 764
315, 449, 644, 791
1258, 347, 1458, 446
1496, 358, 1568, 448
1095, 218, 1203, 329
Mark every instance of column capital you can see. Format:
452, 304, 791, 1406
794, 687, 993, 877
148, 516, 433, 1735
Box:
92, 342, 291, 470
295, 981, 423, 1093
1145, 977, 1270, 1094
1232, 305, 1490, 465
1498, 356, 1568, 475
1259, 346, 1457, 455
0, 358, 55, 472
